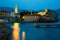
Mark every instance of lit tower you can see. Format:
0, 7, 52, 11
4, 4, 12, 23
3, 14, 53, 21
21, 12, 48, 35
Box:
14, 5, 18, 22
15, 5, 18, 13
12, 5, 20, 40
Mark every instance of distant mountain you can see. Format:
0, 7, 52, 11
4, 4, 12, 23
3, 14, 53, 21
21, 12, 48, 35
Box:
0, 7, 14, 12
56, 9, 60, 13
0, 7, 22, 13
55, 9, 60, 17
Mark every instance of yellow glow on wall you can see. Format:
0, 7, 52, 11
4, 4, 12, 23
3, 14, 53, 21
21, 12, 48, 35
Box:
12, 22, 20, 40
37, 12, 46, 16
37, 9, 48, 16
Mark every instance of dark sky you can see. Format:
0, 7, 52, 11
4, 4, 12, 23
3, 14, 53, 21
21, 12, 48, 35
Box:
0, 0, 60, 10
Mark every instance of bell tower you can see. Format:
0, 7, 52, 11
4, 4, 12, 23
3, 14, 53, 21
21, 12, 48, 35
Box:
15, 5, 18, 13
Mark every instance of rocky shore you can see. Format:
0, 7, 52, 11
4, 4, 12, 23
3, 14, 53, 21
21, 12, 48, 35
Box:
0, 23, 12, 40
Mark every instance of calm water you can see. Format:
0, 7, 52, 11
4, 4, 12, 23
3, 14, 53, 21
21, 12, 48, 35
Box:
7, 22, 60, 40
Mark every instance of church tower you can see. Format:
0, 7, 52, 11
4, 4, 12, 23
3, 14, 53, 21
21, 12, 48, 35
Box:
15, 5, 18, 13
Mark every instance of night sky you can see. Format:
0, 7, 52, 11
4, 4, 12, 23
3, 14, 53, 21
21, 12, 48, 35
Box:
0, 0, 60, 10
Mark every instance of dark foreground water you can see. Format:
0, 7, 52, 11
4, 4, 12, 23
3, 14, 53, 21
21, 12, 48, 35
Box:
7, 22, 60, 40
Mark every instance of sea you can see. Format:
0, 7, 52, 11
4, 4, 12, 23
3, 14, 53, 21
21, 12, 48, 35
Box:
7, 19, 60, 40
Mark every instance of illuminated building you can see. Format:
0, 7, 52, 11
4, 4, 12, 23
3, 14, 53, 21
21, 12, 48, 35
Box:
21, 9, 57, 22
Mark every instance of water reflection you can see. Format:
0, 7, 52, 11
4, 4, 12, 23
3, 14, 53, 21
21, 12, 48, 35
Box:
12, 23, 20, 40
6, 23, 60, 40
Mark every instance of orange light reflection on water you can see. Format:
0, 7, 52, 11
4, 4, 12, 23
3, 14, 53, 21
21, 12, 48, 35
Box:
12, 22, 20, 40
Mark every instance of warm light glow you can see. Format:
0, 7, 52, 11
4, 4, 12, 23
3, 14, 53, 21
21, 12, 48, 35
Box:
22, 16, 25, 19
22, 31, 25, 40
15, 5, 18, 13
37, 9, 48, 16
37, 12, 46, 16
12, 22, 20, 40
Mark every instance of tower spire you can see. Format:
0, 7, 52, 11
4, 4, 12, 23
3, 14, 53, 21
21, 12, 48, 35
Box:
15, 5, 18, 13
